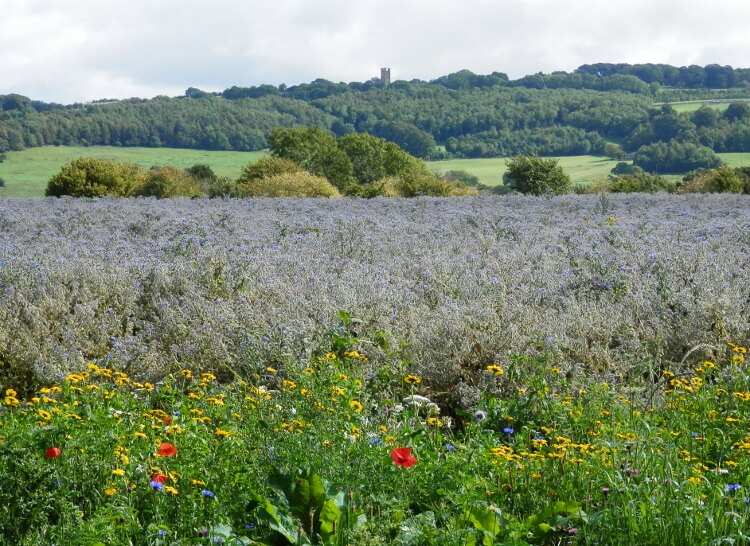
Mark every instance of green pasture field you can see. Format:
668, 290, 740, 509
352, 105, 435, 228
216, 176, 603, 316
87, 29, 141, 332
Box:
663, 99, 750, 113
2, 147, 750, 197
0, 146, 266, 197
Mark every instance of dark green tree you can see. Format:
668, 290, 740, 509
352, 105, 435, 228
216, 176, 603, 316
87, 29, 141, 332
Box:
503, 156, 572, 195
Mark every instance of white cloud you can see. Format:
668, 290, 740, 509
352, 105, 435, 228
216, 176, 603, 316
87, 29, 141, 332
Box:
1, 0, 750, 103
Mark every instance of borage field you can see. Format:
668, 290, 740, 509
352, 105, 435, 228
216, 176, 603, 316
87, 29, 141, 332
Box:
1, 194, 750, 545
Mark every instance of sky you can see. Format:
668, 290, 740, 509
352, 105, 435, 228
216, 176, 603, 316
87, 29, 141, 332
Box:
2, 0, 750, 104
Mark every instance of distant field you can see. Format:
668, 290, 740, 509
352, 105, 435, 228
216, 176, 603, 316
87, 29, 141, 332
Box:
0, 146, 266, 197
664, 99, 750, 114
2, 147, 750, 197
429, 155, 623, 187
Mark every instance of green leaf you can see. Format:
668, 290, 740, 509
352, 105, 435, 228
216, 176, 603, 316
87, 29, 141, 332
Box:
319, 498, 342, 540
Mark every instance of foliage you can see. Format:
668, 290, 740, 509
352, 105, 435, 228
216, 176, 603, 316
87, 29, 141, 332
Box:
607, 172, 674, 193
234, 171, 341, 198
633, 141, 722, 173
504, 156, 572, 195
440, 170, 482, 187
45, 157, 147, 197
269, 127, 354, 191
186, 164, 217, 183
676, 166, 745, 193
237, 156, 304, 184
0, 176, 4, 188
1, 340, 750, 544
137, 166, 204, 198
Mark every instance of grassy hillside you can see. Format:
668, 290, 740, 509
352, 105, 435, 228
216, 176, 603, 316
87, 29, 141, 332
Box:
0, 146, 266, 197
663, 98, 750, 113
2, 146, 750, 197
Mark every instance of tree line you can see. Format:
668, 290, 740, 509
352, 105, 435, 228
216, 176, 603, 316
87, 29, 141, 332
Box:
2, 64, 750, 172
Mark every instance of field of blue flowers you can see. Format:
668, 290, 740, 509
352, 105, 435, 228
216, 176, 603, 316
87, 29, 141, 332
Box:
1, 195, 749, 544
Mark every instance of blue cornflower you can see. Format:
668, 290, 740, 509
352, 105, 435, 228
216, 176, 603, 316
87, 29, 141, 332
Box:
157, 529, 167, 537
444, 443, 456, 453
726, 483, 742, 493
503, 427, 515, 435
150, 481, 164, 491
201, 489, 216, 498
244, 523, 256, 530
368, 436, 383, 447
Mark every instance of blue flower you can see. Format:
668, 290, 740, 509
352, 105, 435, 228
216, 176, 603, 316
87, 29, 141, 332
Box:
502, 427, 515, 435
150, 481, 164, 491
368, 436, 383, 447
444, 443, 456, 453
244, 523, 256, 530
201, 489, 216, 498
157, 529, 167, 537
474, 410, 487, 423
726, 483, 741, 493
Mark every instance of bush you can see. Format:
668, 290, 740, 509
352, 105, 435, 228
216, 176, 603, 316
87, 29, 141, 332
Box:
369, 173, 479, 197
0, 152, 7, 163
235, 171, 341, 198
676, 166, 744, 194
0, 177, 5, 188
136, 167, 204, 198
610, 162, 643, 176
238, 157, 303, 184
45, 158, 147, 197
441, 170, 482, 187
608, 173, 674, 193
186, 164, 217, 184
503, 156, 572, 196
735, 167, 750, 194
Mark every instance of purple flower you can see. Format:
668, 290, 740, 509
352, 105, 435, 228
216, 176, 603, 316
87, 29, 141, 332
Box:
201, 489, 216, 498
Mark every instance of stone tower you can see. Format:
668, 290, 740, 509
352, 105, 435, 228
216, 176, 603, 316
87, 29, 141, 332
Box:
380, 67, 391, 86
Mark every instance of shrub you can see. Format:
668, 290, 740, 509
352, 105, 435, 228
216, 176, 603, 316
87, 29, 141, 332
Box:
441, 170, 482, 187
45, 158, 147, 197
610, 162, 643, 176
503, 156, 572, 196
205, 176, 239, 198
676, 166, 744, 194
235, 171, 341, 198
136, 167, 204, 198
0, 152, 7, 163
0, 177, 5, 188
369, 173, 479, 197
186, 164, 217, 187
608, 173, 674, 193
238, 157, 303, 184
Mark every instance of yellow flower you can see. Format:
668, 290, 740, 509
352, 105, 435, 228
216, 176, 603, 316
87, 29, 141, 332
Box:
404, 374, 422, 385
112, 468, 126, 477
200, 372, 216, 383
104, 487, 118, 496
5, 389, 17, 398
163, 486, 179, 495
179, 369, 193, 379
349, 400, 364, 413
687, 476, 702, 486
322, 352, 337, 362
265, 367, 278, 375
282, 380, 297, 391
191, 479, 206, 486
331, 386, 345, 398
426, 416, 443, 427
37, 409, 52, 421
732, 354, 746, 366
344, 350, 367, 361
300, 388, 310, 397
214, 428, 233, 438
133, 432, 148, 439
485, 364, 505, 376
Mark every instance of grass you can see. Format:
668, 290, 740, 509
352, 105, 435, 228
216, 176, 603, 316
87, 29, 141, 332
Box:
428, 155, 622, 188
2, 339, 750, 544
2, 147, 750, 197
663, 99, 750, 114
0, 146, 266, 197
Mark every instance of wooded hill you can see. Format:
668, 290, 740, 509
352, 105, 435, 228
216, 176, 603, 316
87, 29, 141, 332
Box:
2, 63, 750, 170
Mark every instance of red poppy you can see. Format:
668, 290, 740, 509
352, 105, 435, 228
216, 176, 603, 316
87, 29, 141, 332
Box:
151, 473, 168, 484
390, 447, 417, 468
45, 447, 62, 459
162, 416, 173, 426
156, 442, 177, 457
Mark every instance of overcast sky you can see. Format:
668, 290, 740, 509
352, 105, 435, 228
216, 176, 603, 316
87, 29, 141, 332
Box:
2, 0, 750, 103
